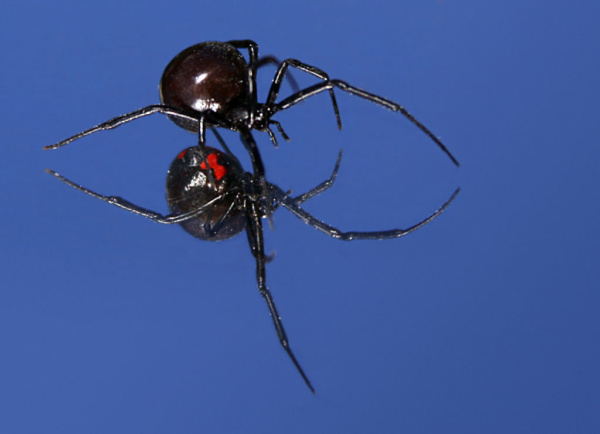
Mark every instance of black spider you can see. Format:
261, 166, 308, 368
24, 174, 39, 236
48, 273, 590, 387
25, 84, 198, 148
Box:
45, 143, 459, 393
44, 40, 460, 188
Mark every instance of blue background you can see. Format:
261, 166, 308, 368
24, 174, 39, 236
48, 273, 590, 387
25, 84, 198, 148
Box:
2, 1, 599, 432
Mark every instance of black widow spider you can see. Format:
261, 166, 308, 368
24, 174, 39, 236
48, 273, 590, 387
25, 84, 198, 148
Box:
44, 40, 460, 188
45, 140, 460, 393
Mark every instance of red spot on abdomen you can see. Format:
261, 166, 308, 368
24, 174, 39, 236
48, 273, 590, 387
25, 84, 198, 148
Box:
200, 153, 227, 181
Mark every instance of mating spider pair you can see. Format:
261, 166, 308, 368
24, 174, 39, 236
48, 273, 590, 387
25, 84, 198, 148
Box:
45, 40, 460, 393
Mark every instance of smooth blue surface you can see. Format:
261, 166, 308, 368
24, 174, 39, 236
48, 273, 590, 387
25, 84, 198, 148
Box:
2, 1, 599, 432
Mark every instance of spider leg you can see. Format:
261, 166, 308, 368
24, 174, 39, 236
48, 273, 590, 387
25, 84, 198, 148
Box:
237, 126, 266, 179
43, 101, 226, 187
227, 40, 259, 126
44, 105, 199, 150
256, 55, 300, 93
265, 59, 342, 130
273, 79, 460, 167
267, 120, 290, 145
290, 150, 343, 205
201, 194, 242, 238
244, 198, 315, 393
211, 129, 234, 155
266, 149, 342, 215
274, 185, 460, 241
194, 112, 220, 187
45, 168, 224, 224
237, 126, 274, 217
